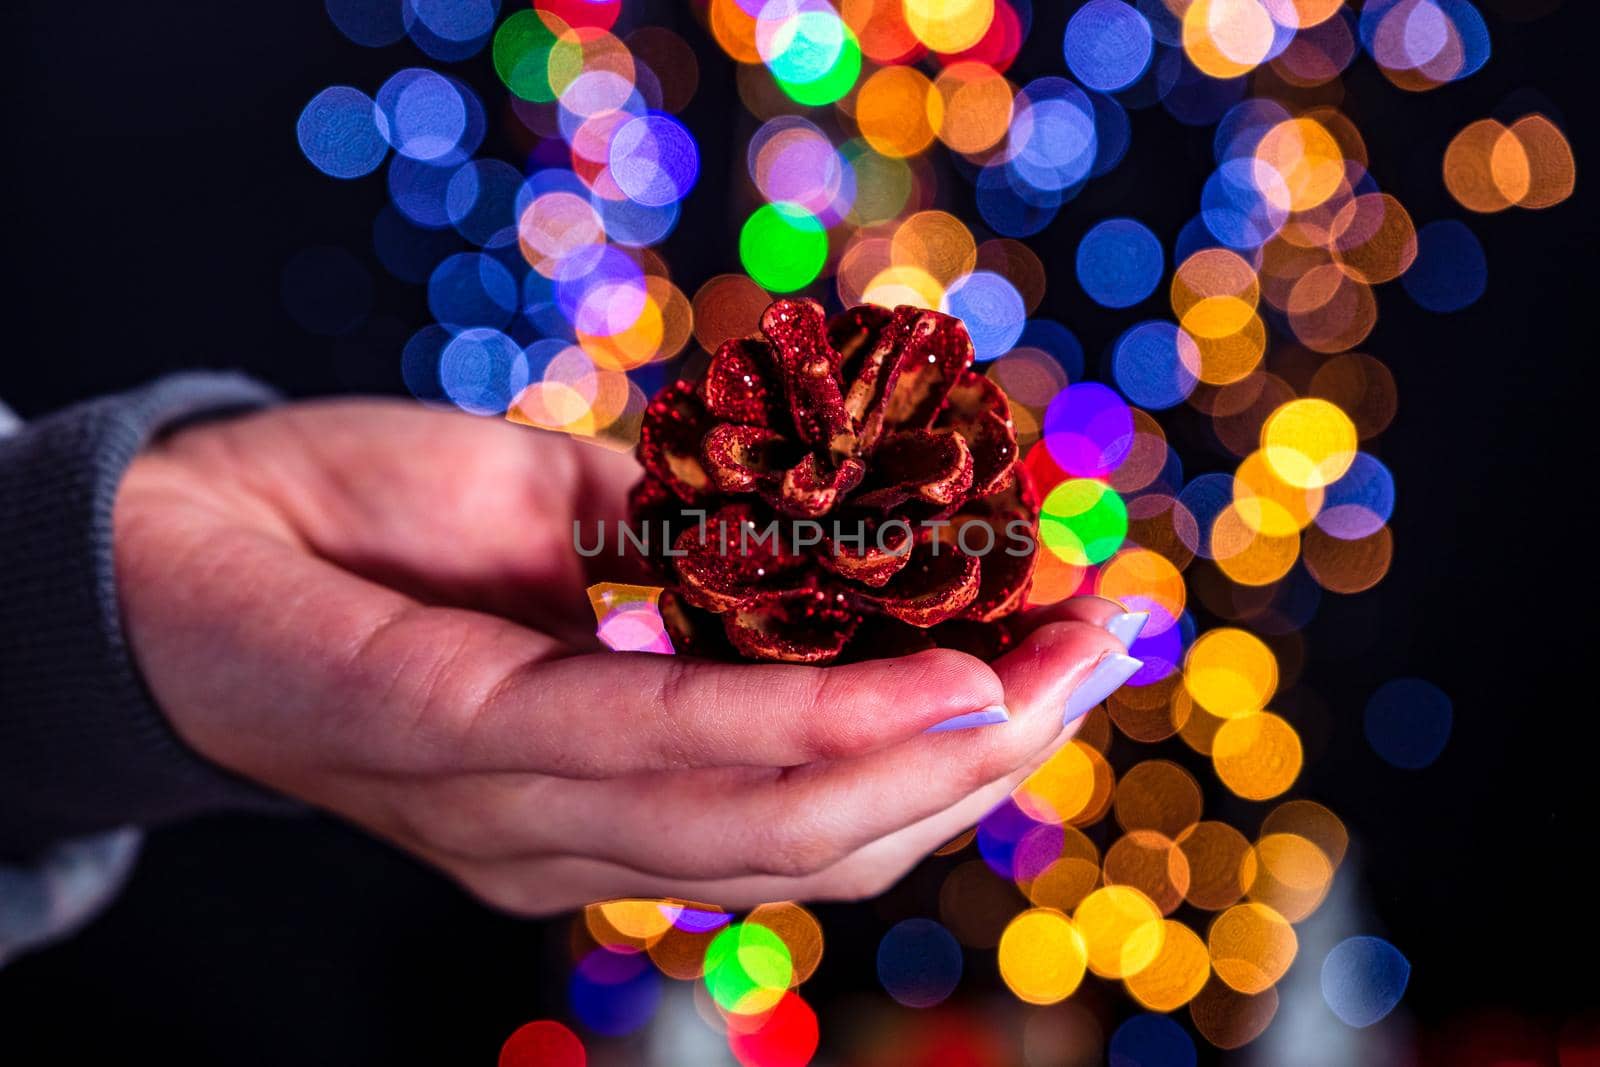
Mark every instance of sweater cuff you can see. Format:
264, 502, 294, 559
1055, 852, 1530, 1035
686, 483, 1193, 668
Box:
0, 374, 299, 860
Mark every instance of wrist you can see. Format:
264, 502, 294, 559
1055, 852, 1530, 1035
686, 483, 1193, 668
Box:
0, 374, 297, 859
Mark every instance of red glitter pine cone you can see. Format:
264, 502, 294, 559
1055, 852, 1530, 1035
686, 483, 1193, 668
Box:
629, 298, 1038, 664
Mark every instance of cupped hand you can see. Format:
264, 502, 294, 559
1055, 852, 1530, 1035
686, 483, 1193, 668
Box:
114, 400, 1133, 914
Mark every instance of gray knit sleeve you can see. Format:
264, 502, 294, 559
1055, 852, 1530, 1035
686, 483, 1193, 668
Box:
0, 374, 300, 861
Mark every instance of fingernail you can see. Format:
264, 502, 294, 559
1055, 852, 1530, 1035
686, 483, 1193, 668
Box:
1063, 654, 1144, 725
926, 705, 1010, 734
1103, 611, 1150, 649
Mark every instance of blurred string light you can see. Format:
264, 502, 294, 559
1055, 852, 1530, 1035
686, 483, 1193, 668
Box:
288, 0, 1579, 1060
297, 0, 706, 446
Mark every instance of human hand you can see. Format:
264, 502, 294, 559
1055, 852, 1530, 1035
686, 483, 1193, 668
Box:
114, 400, 1140, 914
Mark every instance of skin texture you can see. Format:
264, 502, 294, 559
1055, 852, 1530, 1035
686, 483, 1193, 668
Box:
113, 400, 1128, 916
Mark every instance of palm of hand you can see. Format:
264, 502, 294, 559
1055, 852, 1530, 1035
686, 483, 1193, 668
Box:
115, 400, 1123, 913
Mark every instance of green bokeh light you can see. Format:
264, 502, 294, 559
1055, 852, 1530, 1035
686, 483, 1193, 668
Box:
493, 10, 560, 103
1040, 479, 1128, 565
840, 139, 912, 225
740, 202, 828, 293
704, 922, 795, 1014
775, 27, 861, 107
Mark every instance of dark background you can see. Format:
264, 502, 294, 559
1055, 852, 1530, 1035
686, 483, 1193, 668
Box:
2, 1, 1596, 1063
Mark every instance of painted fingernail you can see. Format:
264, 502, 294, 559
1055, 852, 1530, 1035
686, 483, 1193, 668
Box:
1063, 654, 1144, 725
1103, 611, 1150, 649
926, 705, 1010, 734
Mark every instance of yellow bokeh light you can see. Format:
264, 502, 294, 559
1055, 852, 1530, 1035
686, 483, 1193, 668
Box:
1125, 921, 1212, 1012
1172, 248, 1260, 321
1507, 114, 1577, 210
860, 264, 944, 310
1183, 0, 1275, 79
1183, 628, 1279, 719
1213, 711, 1303, 801
1176, 820, 1253, 911
1097, 548, 1186, 635
1444, 118, 1524, 214
1028, 858, 1103, 912
746, 902, 824, 985
1211, 504, 1301, 587
1233, 450, 1324, 535
594, 899, 680, 943
930, 61, 1014, 154
891, 211, 978, 285
1209, 902, 1297, 995
708, 0, 761, 63
1113, 759, 1203, 838
1261, 800, 1349, 868
1176, 318, 1268, 386
1016, 739, 1102, 825
1255, 117, 1347, 213
904, 0, 995, 53
1074, 885, 1166, 979
1023, 826, 1101, 911
1261, 398, 1358, 489
1180, 294, 1256, 340
1103, 830, 1191, 915
855, 66, 936, 159
998, 908, 1089, 1004
1241, 832, 1333, 922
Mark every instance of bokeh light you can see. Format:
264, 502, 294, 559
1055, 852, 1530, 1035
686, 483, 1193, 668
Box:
999, 908, 1089, 1003
1321, 936, 1411, 1028
293, 0, 1553, 1049
1078, 219, 1165, 309
1365, 677, 1453, 768
499, 1020, 586, 1067
877, 919, 963, 1008
298, 86, 390, 179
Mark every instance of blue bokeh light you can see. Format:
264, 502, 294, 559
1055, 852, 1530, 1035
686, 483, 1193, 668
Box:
401, 324, 453, 404
1064, 0, 1154, 92
388, 156, 457, 228
1019, 318, 1085, 380
1403, 220, 1487, 312
429, 252, 518, 329
1078, 218, 1164, 308
1113, 321, 1197, 409
1110, 1013, 1197, 1067
1365, 678, 1452, 769
944, 271, 1026, 360
976, 163, 1062, 237
445, 159, 523, 247
1317, 453, 1396, 540
376, 68, 467, 162
610, 112, 701, 207
876, 919, 964, 1009
1176, 472, 1236, 559
297, 87, 389, 179
409, 0, 499, 43
1087, 90, 1133, 177
1202, 158, 1288, 250
439, 327, 531, 415
1007, 78, 1098, 193
1322, 936, 1410, 1028
569, 948, 663, 1038
976, 797, 1038, 878
325, 0, 408, 47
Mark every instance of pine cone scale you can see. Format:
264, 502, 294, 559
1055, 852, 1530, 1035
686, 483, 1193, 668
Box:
630, 299, 1038, 664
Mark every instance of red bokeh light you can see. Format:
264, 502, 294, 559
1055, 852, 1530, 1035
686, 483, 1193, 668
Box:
500, 1020, 587, 1067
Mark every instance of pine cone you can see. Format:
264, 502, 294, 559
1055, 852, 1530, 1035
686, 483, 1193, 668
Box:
629, 298, 1038, 664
